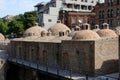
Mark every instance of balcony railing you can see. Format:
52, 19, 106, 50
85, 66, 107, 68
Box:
8, 57, 119, 80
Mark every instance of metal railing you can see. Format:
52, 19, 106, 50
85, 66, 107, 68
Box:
8, 57, 119, 80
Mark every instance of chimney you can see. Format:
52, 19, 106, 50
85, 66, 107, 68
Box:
81, 23, 90, 30
57, 20, 61, 23
102, 23, 109, 29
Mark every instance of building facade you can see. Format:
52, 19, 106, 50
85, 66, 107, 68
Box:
6, 22, 119, 80
89, 0, 120, 28
35, 0, 100, 29
59, 11, 95, 29
0, 22, 120, 79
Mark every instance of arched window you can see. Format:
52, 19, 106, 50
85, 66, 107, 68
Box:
62, 52, 70, 70
110, 9, 113, 17
117, 0, 120, 5
42, 50, 47, 65
99, 11, 101, 18
102, 10, 104, 18
107, 9, 110, 18
41, 31, 46, 37
66, 30, 70, 35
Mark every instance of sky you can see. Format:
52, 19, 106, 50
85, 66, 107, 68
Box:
0, 0, 104, 18
0, 0, 50, 18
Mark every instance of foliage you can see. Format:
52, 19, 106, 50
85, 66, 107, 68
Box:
24, 11, 37, 29
0, 18, 8, 35
0, 10, 37, 38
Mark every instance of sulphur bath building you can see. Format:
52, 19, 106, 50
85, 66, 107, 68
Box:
6, 22, 119, 80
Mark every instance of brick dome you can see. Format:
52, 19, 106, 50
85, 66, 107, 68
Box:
0, 33, 5, 40
48, 20, 71, 36
72, 23, 100, 40
72, 30, 100, 40
97, 23, 117, 37
23, 23, 48, 37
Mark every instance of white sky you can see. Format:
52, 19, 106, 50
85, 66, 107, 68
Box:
0, 0, 104, 18
0, 0, 50, 18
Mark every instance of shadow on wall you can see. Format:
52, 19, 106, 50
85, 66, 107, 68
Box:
95, 59, 118, 75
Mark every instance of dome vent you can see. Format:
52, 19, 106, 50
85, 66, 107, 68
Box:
92, 24, 100, 32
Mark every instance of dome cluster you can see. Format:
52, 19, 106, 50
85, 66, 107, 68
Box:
72, 23, 117, 40
23, 21, 71, 38
22, 21, 117, 41
97, 23, 117, 38
72, 23, 100, 40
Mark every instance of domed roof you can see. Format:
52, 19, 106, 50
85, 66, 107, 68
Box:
114, 26, 120, 35
72, 23, 100, 40
72, 30, 100, 40
68, 31, 79, 37
97, 23, 117, 37
23, 23, 48, 37
0, 33, 5, 40
48, 20, 71, 36
97, 29, 118, 37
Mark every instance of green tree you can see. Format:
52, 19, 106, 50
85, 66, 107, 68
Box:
24, 11, 37, 29
1, 10, 37, 37
0, 18, 8, 35
8, 19, 24, 37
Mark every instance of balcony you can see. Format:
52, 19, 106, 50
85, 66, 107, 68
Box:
60, 7, 91, 12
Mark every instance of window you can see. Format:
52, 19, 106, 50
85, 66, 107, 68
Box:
107, 9, 110, 18
107, 0, 114, 6
99, 10, 104, 19
42, 50, 47, 65
111, 0, 114, 5
48, 19, 52, 22
107, 0, 110, 6
76, 50, 80, 55
67, 4, 72, 8
72, 17, 77, 24
116, 8, 120, 16
110, 9, 114, 17
117, 0, 120, 5
102, 10, 104, 18
81, 0, 84, 2
91, 1, 94, 3
85, 0, 87, 2
88, 6, 92, 10
99, 11, 101, 18
81, 5, 87, 10
1, 60, 3, 64
62, 53, 69, 69
74, 5, 80, 9
108, 19, 113, 27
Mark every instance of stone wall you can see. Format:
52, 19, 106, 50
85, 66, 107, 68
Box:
10, 37, 119, 76
95, 37, 119, 74
61, 40, 94, 73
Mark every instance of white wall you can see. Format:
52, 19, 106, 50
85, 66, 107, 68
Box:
43, 14, 58, 29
